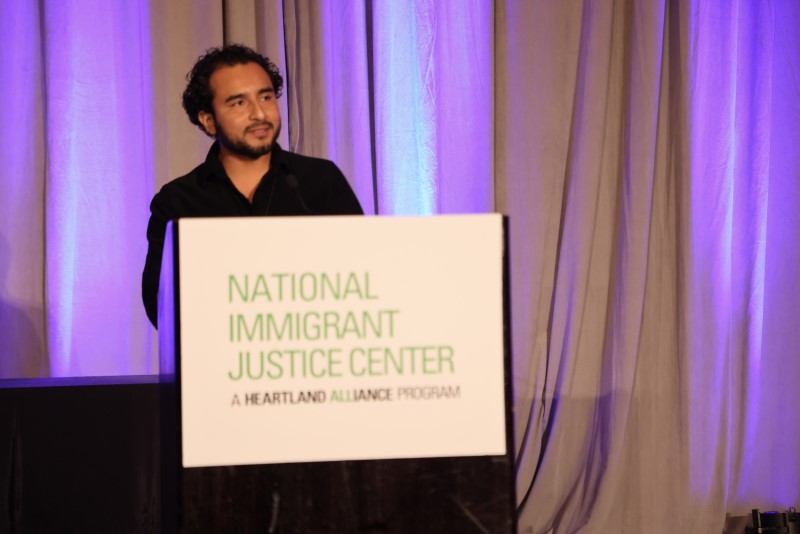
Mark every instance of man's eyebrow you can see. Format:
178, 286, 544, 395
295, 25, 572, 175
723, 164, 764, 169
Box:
223, 87, 274, 103
223, 93, 245, 103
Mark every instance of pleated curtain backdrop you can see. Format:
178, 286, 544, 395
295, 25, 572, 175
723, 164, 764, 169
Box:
1, 1, 798, 532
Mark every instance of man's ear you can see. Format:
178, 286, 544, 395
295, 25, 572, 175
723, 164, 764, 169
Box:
198, 111, 217, 136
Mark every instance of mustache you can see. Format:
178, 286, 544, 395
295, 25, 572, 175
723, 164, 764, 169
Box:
245, 121, 274, 132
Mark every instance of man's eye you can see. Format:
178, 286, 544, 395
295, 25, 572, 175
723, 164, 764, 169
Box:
262, 94, 273, 101
232, 100, 244, 106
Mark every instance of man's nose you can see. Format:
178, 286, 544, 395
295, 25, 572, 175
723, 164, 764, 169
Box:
249, 101, 266, 120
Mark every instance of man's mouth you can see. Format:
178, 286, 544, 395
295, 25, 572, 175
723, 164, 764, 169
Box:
246, 123, 273, 135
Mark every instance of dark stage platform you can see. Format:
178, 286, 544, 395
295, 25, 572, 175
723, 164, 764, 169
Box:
0, 377, 515, 533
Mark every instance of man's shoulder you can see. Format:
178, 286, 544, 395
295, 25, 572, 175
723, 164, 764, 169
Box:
281, 149, 340, 177
280, 149, 362, 215
158, 161, 209, 196
170, 159, 209, 185
148, 160, 213, 219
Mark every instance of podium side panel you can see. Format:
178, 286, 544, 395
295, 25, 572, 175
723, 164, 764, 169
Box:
158, 221, 181, 532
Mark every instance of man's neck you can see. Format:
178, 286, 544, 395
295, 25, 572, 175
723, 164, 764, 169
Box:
218, 147, 272, 203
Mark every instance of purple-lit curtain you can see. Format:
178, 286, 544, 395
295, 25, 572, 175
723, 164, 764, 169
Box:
500, 1, 800, 532
279, 0, 493, 214
1, 0, 799, 532
1, 0, 46, 378
1, 0, 224, 377
1, 0, 159, 377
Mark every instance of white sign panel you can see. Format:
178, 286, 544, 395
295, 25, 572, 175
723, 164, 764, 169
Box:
177, 215, 506, 467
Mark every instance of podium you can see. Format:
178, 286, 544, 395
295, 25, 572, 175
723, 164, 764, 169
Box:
158, 215, 515, 532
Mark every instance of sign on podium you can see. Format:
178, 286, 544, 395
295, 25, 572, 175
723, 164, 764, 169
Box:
158, 214, 514, 532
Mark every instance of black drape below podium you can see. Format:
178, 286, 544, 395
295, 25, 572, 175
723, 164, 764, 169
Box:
1, 376, 515, 533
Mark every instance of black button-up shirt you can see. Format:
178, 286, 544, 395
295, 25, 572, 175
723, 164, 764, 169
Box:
142, 142, 363, 327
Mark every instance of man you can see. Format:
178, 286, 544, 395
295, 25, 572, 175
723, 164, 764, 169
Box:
142, 44, 363, 328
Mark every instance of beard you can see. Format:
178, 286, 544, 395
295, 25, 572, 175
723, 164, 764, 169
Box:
217, 120, 281, 160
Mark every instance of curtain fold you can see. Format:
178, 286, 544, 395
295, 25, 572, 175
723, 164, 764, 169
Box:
42, 0, 155, 375
369, 0, 494, 214
0, 0, 47, 377
499, 1, 800, 532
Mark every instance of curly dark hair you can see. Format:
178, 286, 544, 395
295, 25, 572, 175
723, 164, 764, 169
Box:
182, 44, 284, 135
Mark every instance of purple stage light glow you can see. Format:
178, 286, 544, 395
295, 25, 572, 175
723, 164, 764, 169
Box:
43, 0, 156, 376
371, 0, 493, 215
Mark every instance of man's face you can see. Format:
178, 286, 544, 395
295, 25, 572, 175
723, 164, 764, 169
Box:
198, 62, 281, 159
